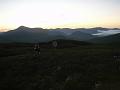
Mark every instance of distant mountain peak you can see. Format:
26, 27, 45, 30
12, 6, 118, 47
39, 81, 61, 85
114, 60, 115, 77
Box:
16, 26, 30, 30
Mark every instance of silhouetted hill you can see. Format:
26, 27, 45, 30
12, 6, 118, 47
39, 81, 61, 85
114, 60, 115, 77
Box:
0, 26, 95, 43
48, 30, 66, 36
89, 33, 120, 44
50, 39, 91, 48
0, 26, 120, 43
68, 31, 95, 41
79, 29, 98, 34
0, 26, 51, 43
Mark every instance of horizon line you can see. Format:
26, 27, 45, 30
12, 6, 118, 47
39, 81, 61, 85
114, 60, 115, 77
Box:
0, 26, 120, 32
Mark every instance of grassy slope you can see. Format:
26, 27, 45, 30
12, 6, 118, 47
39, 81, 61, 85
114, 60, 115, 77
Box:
0, 44, 120, 90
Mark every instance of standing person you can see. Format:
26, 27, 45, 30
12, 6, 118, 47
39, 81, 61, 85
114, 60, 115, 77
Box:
34, 43, 41, 55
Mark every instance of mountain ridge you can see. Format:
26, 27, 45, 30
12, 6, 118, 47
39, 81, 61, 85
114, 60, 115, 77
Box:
0, 26, 120, 43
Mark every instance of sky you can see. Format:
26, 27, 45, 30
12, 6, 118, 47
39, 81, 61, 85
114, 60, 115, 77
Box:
0, 0, 120, 31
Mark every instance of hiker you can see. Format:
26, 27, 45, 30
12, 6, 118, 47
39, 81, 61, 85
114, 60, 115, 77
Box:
34, 43, 41, 55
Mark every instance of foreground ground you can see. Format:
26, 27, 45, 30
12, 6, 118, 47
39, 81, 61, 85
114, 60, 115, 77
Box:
0, 43, 120, 90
